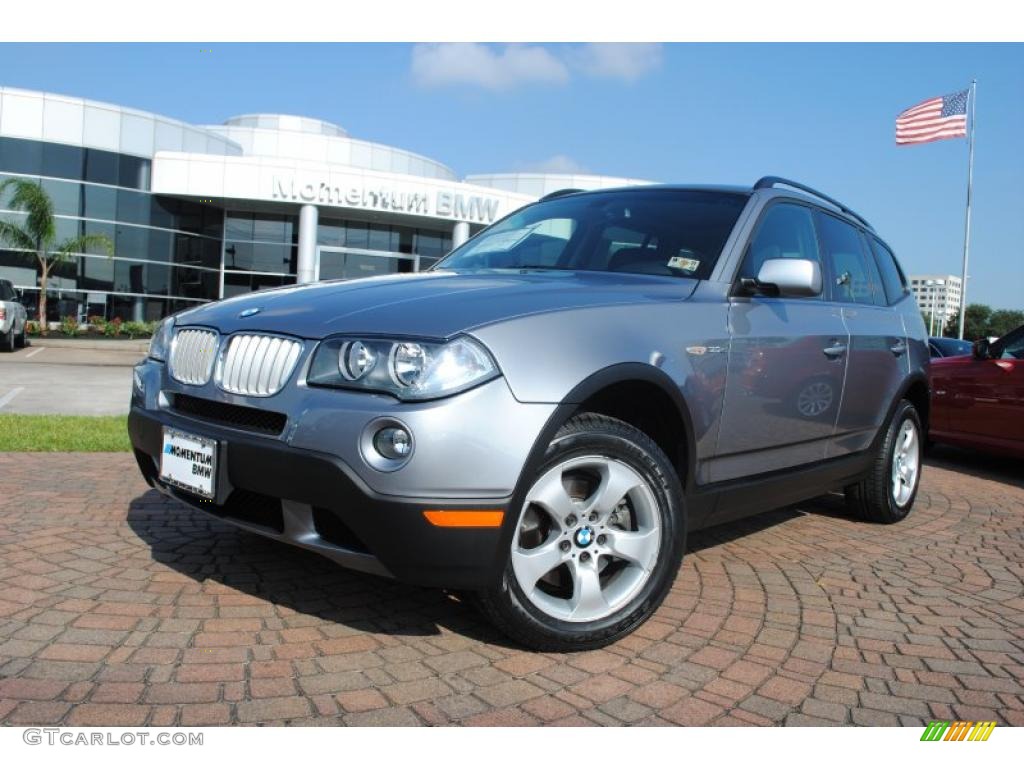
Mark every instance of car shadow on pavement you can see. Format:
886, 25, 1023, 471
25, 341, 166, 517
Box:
687, 505, 808, 552
126, 489, 516, 647
127, 488, 827, 647
924, 445, 1024, 490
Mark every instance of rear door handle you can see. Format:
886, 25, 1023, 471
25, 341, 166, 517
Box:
890, 340, 907, 356
823, 342, 847, 358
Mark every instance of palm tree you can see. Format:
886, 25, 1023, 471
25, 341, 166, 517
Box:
0, 178, 112, 332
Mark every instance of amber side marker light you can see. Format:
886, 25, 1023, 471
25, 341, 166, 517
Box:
423, 510, 505, 528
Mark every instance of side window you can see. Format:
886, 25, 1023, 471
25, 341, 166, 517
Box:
868, 237, 910, 306
0, 281, 13, 301
738, 203, 822, 293
816, 212, 877, 305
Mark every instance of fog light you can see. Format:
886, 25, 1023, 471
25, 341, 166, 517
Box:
374, 426, 412, 460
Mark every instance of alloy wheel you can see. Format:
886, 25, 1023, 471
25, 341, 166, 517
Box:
891, 418, 920, 507
511, 455, 662, 623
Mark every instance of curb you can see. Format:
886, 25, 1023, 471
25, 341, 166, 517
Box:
26, 337, 150, 353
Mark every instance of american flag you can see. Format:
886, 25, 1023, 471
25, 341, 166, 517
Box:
896, 89, 969, 146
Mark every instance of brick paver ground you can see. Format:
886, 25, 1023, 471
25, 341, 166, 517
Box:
1, 448, 1021, 726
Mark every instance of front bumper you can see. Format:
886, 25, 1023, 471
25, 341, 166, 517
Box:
127, 359, 557, 589
130, 406, 520, 588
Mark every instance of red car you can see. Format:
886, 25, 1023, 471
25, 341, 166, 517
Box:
929, 324, 1024, 458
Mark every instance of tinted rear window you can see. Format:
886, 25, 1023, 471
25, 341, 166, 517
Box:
436, 189, 748, 280
816, 212, 879, 305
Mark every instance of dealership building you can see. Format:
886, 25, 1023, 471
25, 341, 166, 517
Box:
0, 86, 648, 321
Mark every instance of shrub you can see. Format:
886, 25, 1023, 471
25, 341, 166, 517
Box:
60, 315, 80, 337
88, 315, 106, 332
104, 317, 123, 337
121, 321, 151, 339
25, 320, 40, 336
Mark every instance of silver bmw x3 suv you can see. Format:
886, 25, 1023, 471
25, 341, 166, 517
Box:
129, 177, 929, 650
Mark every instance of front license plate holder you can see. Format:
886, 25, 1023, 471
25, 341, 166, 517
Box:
159, 427, 218, 499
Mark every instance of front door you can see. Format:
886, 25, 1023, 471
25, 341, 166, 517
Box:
940, 326, 1024, 448
712, 202, 848, 482
316, 246, 417, 281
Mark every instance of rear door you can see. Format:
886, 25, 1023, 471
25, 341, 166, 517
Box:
816, 213, 908, 457
713, 202, 848, 482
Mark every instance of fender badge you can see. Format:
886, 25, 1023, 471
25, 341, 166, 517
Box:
239, 307, 261, 318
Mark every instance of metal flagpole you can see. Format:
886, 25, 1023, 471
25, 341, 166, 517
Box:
957, 80, 977, 340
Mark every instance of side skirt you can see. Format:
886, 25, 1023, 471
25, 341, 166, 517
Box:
687, 451, 873, 531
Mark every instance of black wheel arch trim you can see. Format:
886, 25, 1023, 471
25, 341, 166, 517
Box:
875, 372, 930, 451
558, 362, 699, 494
494, 363, 699, 577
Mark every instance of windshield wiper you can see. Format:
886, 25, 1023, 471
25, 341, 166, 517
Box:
501, 264, 568, 271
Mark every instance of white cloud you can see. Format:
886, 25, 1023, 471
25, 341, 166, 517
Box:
569, 43, 663, 82
411, 43, 569, 90
520, 154, 589, 174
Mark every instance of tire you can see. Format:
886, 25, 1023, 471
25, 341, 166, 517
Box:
845, 399, 923, 524
477, 413, 686, 651
0, 328, 13, 353
14, 324, 26, 348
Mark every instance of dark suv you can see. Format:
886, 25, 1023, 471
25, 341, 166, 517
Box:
129, 177, 929, 650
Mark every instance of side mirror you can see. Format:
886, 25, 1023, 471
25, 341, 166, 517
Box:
972, 339, 991, 360
743, 258, 822, 298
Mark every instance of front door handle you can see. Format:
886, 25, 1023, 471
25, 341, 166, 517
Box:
823, 342, 847, 358
890, 340, 907, 356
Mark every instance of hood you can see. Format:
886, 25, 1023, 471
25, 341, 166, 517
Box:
175, 270, 698, 339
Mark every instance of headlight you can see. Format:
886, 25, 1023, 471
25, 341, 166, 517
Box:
308, 336, 499, 401
148, 316, 176, 361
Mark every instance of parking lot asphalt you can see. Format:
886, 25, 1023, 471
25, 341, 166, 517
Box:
0, 344, 141, 415
0, 446, 1021, 726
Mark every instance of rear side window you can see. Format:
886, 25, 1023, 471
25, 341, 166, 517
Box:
738, 203, 822, 288
0, 281, 14, 301
868, 237, 910, 305
816, 212, 879, 305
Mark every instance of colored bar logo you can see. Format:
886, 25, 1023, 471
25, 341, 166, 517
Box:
921, 721, 997, 741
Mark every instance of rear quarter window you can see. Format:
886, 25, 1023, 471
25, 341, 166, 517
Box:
868, 237, 910, 306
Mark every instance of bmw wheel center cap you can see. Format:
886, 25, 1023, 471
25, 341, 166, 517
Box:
574, 526, 594, 548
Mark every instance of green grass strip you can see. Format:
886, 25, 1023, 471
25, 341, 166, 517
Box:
0, 414, 131, 452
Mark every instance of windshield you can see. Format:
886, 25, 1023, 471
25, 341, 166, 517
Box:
435, 189, 748, 280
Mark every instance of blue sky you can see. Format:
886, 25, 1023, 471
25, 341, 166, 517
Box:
1, 42, 1021, 309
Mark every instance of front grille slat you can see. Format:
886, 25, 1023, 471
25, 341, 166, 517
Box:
257, 338, 281, 395
218, 334, 302, 397
169, 328, 219, 386
171, 393, 287, 436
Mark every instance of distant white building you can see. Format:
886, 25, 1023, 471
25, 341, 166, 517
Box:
909, 274, 962, 334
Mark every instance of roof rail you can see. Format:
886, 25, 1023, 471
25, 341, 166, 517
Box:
538, 188, 584, 201
753, 176, 874, 231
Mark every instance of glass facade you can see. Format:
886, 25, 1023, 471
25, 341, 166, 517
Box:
0, 137, 459, 322
0, 137, 223, 321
